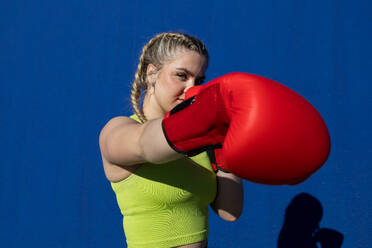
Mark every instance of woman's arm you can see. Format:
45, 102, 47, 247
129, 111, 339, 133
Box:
210, 171, 244, 222
99, 116, 183, 167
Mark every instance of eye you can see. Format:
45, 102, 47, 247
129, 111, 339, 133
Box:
176, 73, 187, 80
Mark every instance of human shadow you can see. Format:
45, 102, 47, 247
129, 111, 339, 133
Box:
277, 193, 343, 248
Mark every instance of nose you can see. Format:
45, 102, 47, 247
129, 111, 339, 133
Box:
184, 80, 196, 92
182, 80, 201, 100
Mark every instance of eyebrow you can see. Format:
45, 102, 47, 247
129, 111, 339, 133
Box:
176, 67, 206, 80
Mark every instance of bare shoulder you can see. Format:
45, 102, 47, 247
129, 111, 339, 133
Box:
101, 116, 137, 134
99, 116, 135, 158
99, 116, 144, 182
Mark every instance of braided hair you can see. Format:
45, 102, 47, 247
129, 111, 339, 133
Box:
130, 32, 209, 123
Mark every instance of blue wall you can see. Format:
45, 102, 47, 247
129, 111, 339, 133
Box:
1, 0, 371, 247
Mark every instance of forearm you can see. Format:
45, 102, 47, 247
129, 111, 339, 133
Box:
139, 118, 184, 164
211, 171, 244, 222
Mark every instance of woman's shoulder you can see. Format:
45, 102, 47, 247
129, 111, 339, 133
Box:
99, 114, 144, 179
101, 115, 139, 135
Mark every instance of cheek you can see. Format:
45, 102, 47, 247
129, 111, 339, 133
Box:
163, 77, 184, 96
171, 84, 185, 96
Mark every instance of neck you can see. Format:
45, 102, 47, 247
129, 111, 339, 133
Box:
142, 93, 165, 121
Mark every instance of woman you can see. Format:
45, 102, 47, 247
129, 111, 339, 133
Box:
99, 32, 244, 248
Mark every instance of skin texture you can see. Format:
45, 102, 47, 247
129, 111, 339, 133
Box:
99, 49, 243, 248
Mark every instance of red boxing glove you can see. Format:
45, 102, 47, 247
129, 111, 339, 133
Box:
163, 72, 331, 185
212, 73, 330, 185
162, 83, 229, 157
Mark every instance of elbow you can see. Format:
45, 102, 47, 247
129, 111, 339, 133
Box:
222, 215, 238, 222
224, 212, 242, 222
216, 209, 242, 222
221, 214, 240, 222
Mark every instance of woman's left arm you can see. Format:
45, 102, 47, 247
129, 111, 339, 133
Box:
210, 170, 244, 222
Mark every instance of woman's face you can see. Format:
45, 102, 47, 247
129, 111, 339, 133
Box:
149, 50, 207, 115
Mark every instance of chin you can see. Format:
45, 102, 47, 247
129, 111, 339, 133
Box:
166, 99, 183, 112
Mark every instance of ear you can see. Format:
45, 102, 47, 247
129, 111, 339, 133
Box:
146, 64, 157, 85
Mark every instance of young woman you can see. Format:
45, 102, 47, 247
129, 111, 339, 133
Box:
99, 32, 244, 248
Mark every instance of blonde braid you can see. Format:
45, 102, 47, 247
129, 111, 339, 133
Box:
130, 32, 209, 123
130, 33, 166, 123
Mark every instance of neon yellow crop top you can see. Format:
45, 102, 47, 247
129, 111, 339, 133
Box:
110, 114, 217, 248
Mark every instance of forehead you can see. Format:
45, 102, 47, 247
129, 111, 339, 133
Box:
166, 50, 207, 74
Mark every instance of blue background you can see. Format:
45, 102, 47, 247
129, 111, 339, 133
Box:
1, 0, 371, 247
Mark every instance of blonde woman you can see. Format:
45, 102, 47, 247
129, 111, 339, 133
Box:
99, 32, 243, 248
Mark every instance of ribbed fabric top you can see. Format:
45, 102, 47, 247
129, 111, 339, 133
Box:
110, 114, 217, 248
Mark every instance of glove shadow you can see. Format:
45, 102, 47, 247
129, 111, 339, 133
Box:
277, 193, 343, 248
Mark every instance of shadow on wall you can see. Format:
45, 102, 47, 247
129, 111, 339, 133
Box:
277, 193, 344, 248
